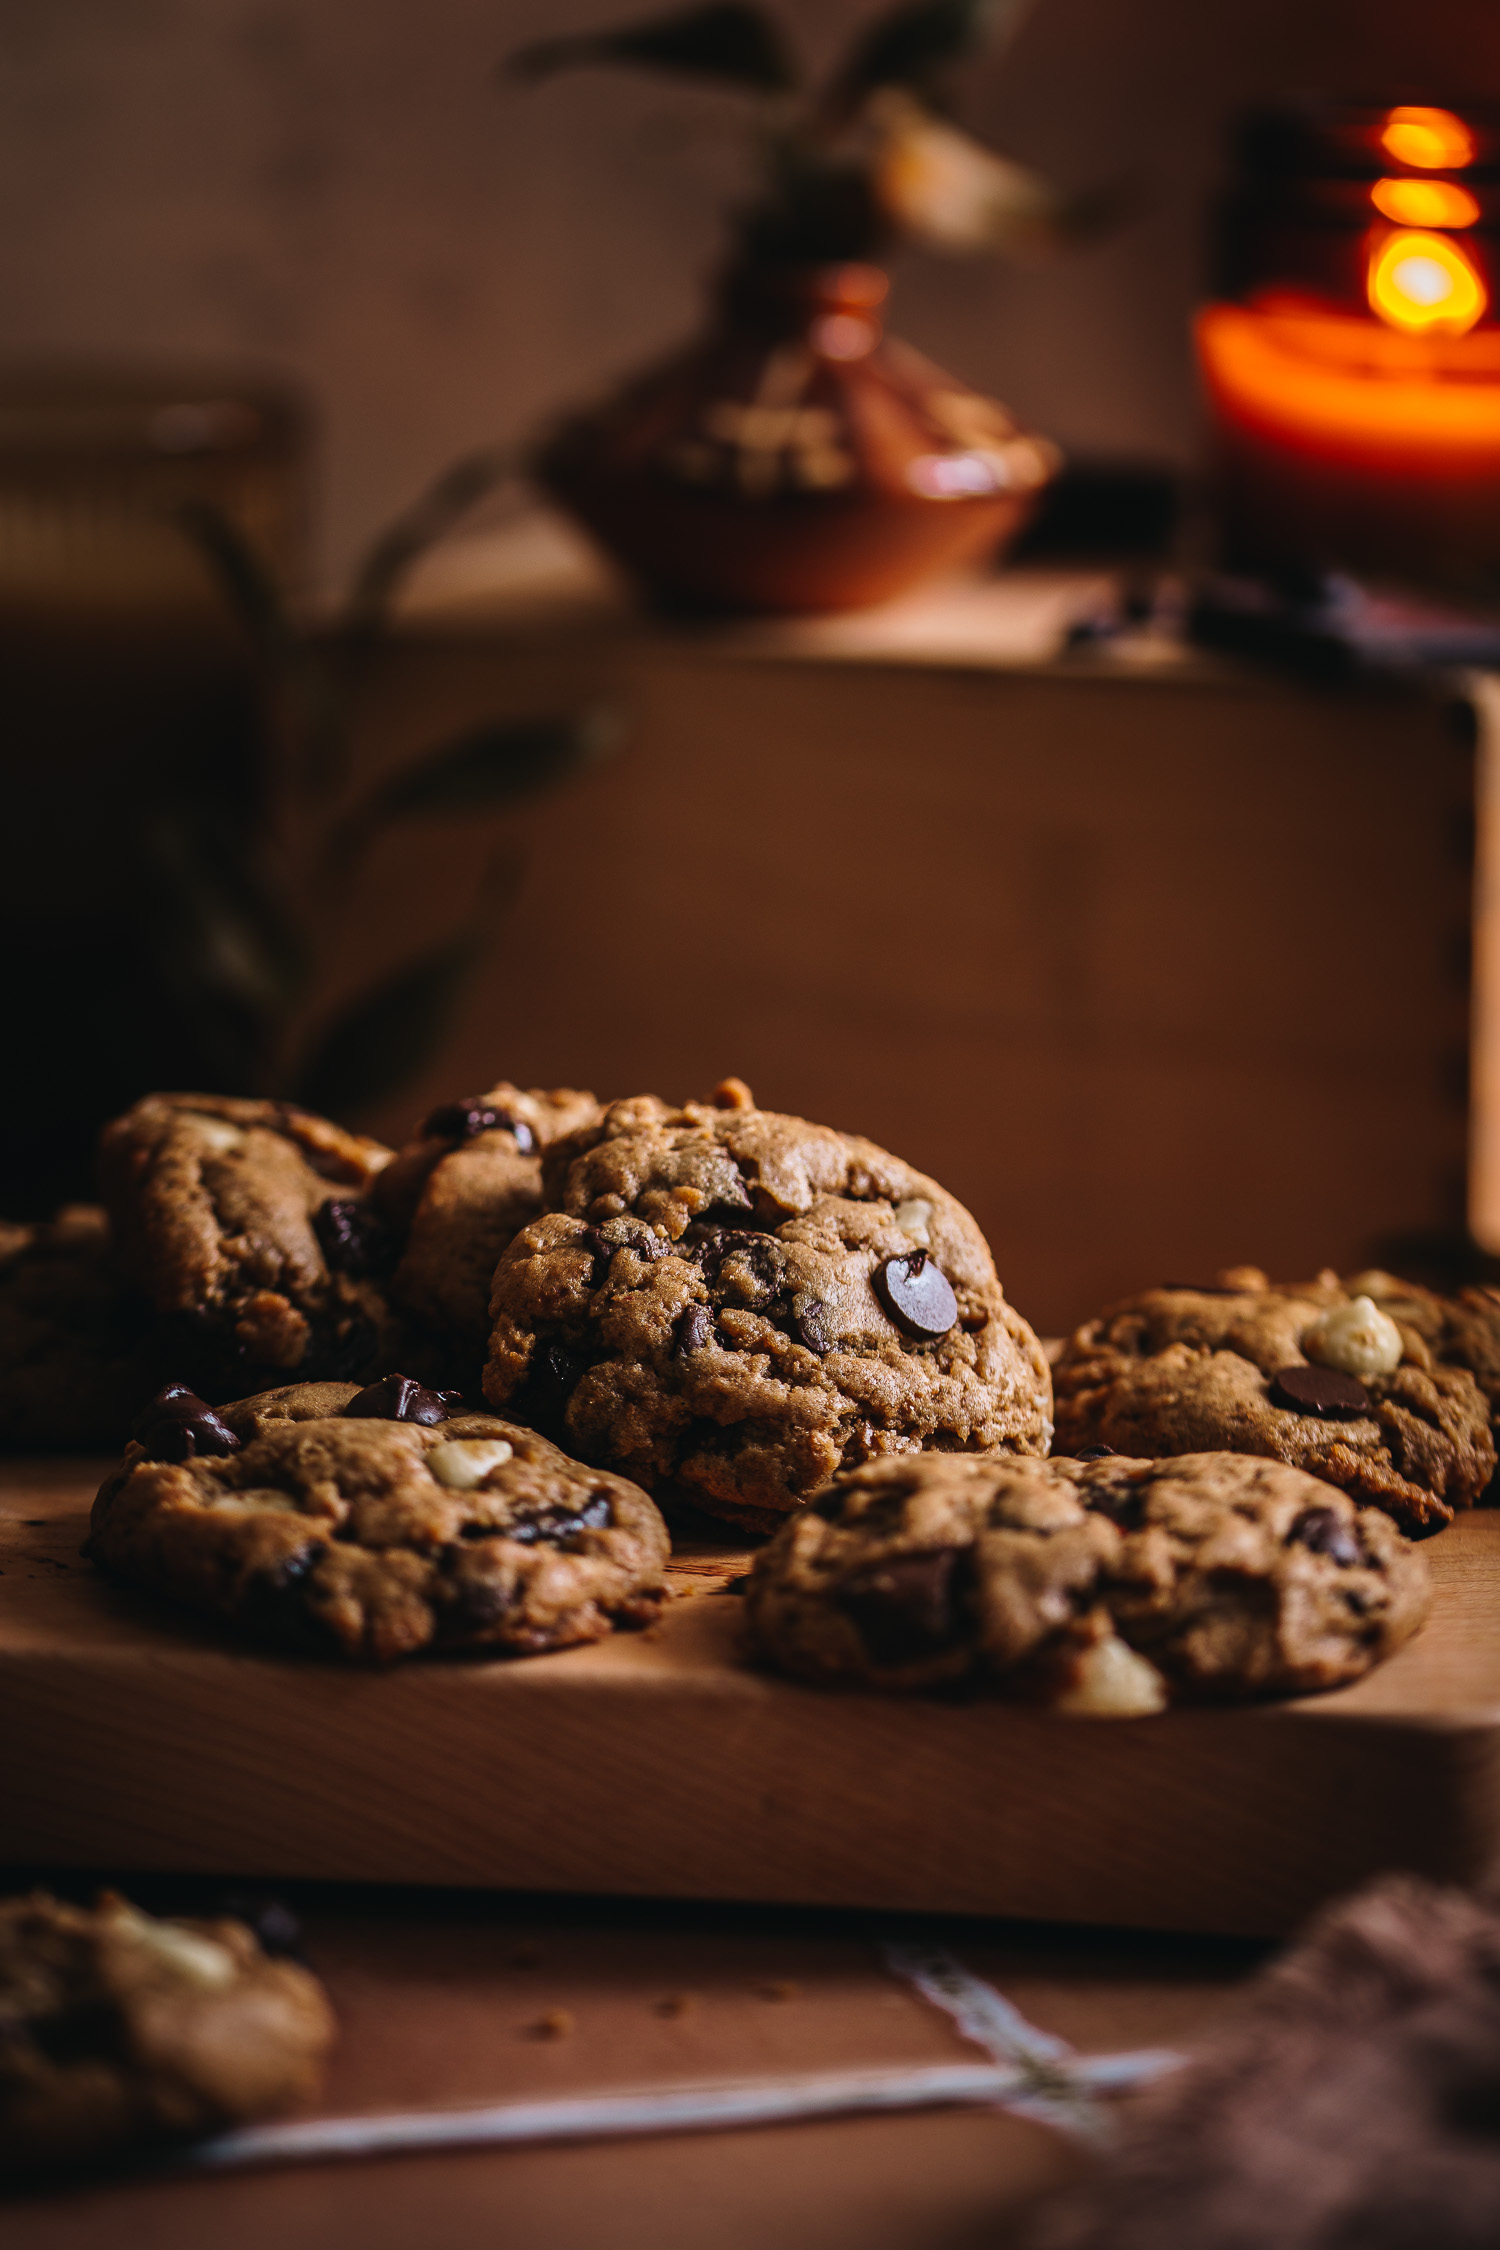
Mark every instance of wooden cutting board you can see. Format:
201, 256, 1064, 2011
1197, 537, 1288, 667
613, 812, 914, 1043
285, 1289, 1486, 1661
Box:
4, 1456, 1500, 1939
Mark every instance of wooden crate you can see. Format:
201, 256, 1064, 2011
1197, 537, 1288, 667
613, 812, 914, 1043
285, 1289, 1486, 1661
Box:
319, 568, 1478, 1338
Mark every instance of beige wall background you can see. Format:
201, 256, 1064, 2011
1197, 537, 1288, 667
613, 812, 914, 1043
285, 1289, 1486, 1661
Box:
0, 0, 1495, 585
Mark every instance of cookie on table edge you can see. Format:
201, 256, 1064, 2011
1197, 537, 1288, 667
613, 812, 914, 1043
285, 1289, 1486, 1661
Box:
1052, 1271, 1495, 1535
745, 1450, 1431, 1706
88, 1372, 670, 1663
483, 1079, 1053, 1532
0, 1889, 333, 2184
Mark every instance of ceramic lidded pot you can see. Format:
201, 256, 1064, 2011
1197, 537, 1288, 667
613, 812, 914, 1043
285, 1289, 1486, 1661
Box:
539, 260, 1059, 615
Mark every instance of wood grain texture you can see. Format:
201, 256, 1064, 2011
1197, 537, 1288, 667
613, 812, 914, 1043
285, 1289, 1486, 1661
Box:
4, 1460, 1500, 1938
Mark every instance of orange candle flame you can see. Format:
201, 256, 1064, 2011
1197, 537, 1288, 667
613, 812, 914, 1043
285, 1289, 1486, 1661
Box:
1380, 105, 1475, 169
1370, 176, 1480, 228
1368, 229, 1487, 335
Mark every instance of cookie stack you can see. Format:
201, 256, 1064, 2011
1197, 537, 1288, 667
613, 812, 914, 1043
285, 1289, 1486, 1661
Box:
7, 1074, 1493, 1708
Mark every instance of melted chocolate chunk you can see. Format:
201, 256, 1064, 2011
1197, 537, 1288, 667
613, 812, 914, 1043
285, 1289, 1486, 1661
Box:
1073, 1446, 1119, 1461
1291, 1505, 1364, 1568
874, 1250, 958, 1342
1271, 1364, 1373, 1419
836, 1548, 964, 1666
421, 1100, 535, 1153
503, 1492, 613, 1547
132, 1382, 241, 1463
342, 1372, 463, 1425
685, 1225, 783, 1299
676, 1304, 713, 1355
312, 1197, 394, 1280
1080, 1478, 1150, 1531
437, 1571, 513, 1631
791, 1297, 832, 1355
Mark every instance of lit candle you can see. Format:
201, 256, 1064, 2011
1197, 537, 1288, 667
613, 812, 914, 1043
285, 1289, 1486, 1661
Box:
1198, 103, 1500, 586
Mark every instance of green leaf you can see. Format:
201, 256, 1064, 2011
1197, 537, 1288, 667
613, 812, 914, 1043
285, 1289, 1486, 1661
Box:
506, 3, 798, 94
138, 809, 309, 1093
827, 0, 1030, 109
171, 500, 296, 669
323, 707, 621, 877
289, 851, 524, 1119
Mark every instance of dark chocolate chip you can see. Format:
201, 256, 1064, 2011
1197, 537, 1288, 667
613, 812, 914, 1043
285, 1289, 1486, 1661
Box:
1271, 1364, 1372, 1419
217, 1891, 306, 1962
874, 1250, 958, 1342
421, 1100, 534, 1152
1073, 1446, 1119, 1461
1290, 1505, 1363, 1568
312, 1198, 394, 1280
791, 1297, 832, 1355
341, 1373, 463, 1425
528, 1339, 584, 1430
677, 1304, 713, 1355
835, 1548, 964, 1666
131, 1382, 241, 1463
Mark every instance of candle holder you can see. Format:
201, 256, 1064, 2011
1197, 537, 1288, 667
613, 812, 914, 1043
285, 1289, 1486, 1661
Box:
1196, 99, 1500, 592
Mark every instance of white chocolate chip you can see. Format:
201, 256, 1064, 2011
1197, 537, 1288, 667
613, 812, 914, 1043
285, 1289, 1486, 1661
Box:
428, 1437, 514, 1490
1303, 1295, 1403, 1378
110, 1905, 238, 1990
184, 1115, 245, 1155
893, 1198, 933, 1248
1052, 1635, 1169, 1718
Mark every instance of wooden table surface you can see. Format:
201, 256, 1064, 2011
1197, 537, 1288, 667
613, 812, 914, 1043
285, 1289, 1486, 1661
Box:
8, 1462, 1500, 1936
0, 1881, 1262, 2250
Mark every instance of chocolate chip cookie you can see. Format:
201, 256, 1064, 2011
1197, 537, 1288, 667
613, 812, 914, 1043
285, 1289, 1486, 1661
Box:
0, 1205, 164, 1449
99, 1094, 398, 1398
0, 1889, 334, 2183
483, 1085, 1053, 1531
89, 1376, 670, 1662
1053, 1274, 1495, 1535
746, 1450, 1430, 1703
374, 1082, 599, 1368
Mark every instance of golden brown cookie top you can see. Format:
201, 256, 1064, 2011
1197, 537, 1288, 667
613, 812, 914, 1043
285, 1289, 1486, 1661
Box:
486, 1090, 1051, 1529
91, 1381, 669, 1664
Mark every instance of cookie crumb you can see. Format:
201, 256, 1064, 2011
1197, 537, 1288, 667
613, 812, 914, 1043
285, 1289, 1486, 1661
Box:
653, 1993, 695, 2018
757, 1979, 799, 2003
526, 2008, 574, 2039
712, 1077, 755, 1111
